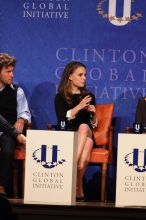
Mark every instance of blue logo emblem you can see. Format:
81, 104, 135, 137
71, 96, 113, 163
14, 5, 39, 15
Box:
32, 145, 66, 169
124, 148, 146, 172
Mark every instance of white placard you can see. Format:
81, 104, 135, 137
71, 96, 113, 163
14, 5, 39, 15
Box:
116, 133, 146, 207
24, 130, 77, 205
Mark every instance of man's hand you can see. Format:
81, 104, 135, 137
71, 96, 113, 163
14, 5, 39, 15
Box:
17, 133, 26, 145
14, 118, 25, 133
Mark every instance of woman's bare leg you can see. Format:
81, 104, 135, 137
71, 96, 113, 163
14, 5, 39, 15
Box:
76, 124, 93, 198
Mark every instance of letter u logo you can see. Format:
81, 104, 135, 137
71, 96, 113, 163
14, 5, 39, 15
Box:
32, 144, 66, 169
41, 144, 58, 163
135, 124, 140, 131
109, 0, 132, 26
133, 149, 146, 167
61, 121, 65, 128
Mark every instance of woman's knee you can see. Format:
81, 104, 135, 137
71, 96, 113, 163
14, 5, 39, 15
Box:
77, 161, 85, 171
78, 124, 89, 131
87, 137, 94, 148
78, 124, 91, 135
78, 156, 90, 171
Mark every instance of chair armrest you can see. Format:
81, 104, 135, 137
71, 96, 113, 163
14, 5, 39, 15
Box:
26, 122, 32, 129
47, 124, 58, 130
125, 127, 133, 133
108, 125, 114, 163
108, 126, 114, 145
23, 122, 32, 136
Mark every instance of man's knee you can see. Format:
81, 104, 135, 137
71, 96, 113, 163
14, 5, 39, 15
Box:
0, 134, 16, 154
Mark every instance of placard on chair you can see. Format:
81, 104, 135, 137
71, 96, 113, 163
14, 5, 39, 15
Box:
116, 133, 146, 207
24, 130, 77, 205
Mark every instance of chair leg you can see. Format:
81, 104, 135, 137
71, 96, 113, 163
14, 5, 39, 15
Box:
22, 159, 25, 198
101, 163, 107, 202
13, 159, 25, 198
13, 161, 18, 198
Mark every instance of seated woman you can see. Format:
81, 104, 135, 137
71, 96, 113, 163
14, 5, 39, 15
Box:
54, 61, 97, 199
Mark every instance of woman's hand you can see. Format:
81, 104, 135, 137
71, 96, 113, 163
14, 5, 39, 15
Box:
86, 104, 96, 114
86, 105, 97, 125
70, 95, 94, 119
79, 95, 92, 110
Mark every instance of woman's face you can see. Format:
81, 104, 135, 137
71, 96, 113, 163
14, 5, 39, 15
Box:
69, 66, 86, 91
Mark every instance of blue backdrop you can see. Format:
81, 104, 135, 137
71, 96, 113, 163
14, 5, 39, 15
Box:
1, 0, 146, 200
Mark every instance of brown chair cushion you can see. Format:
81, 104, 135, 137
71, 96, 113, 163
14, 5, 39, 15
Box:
90, 148, 109, 163
14, 147, 25, 160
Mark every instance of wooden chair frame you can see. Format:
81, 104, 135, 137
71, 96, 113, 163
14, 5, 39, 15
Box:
89, 103, 114, 202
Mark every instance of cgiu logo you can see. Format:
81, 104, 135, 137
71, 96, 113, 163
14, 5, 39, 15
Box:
124, 148, 146, 172
32, 144, 66, 169
133, 123, 143, 134
96, 0, 142, 26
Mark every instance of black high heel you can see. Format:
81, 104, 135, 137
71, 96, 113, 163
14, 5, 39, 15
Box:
76, 195, 85, 201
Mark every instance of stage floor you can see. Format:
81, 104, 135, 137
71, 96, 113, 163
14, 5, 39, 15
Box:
9, 198, 146, 220
10, 198, 115, 207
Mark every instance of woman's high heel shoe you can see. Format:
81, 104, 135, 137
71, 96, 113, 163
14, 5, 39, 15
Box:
76, 196, 85, 201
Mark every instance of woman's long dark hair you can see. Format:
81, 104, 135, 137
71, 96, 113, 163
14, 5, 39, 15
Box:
58, 61, 88, 103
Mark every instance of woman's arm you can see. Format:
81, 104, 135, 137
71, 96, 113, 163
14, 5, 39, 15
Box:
70, 95, 92, 119
55, 93, 69, 120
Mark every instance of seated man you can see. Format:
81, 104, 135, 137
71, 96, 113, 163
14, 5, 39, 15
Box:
0, 193, 13, 219
0, 53, 31, 196
0, 114, 26, 143
135, 97, 146, 124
